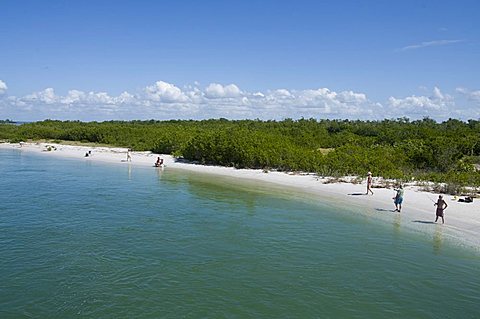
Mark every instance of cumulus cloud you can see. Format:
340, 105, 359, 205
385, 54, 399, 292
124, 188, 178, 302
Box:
0, 80, 390, 121
387, 87, 455, 118
23, 88, 58, 104
1, 80, 479, 121
205, 83, 242, 99
144, 81, 188, 103
19, 88, 120, 106
0, 80, 7, 94
272, 89, 292, 97
62, 90, 85, 104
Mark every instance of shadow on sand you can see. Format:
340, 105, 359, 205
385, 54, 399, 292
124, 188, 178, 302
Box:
348, 193, 366, 196
375, 208, 397, 213
413, 220, 435, 224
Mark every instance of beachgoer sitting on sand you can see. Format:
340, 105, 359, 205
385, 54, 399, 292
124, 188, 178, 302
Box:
85, 152, 89, 157
458, 196, 474, 203
393, 185, 404, 212
434, 195, 448, 224
155, 157, 164, 167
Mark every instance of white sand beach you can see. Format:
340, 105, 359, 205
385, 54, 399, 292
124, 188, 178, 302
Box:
2, 142, 480, 251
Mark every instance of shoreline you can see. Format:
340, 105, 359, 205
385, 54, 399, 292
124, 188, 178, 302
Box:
2, 141, 480, 251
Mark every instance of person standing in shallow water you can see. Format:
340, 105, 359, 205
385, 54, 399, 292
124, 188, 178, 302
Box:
434, 195, 448, 224
393, 185, 404, 212
366, 172, 374, 195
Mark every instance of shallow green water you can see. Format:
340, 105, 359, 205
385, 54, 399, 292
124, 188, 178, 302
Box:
1, 149, 479, 318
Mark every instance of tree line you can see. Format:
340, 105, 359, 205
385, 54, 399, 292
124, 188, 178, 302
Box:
1, 118, 479, 189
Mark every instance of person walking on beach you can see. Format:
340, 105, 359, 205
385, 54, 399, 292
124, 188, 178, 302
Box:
366, 172, 374, 195
434, 195, 448, 224
126, 149, 132, 162
393, 185, 404, 212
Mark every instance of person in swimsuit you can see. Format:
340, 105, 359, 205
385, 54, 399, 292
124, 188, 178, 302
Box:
155, 157, 164, 167
434, 195, 448, 224
366, 172, 374, 195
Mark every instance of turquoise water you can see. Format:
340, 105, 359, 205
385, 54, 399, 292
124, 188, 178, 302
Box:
1, 149, 480, 318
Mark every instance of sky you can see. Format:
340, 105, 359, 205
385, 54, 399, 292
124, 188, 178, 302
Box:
0, 0, 479, 122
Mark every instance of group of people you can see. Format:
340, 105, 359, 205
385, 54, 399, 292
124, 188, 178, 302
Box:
125, 149, 164, 168
366, 172, 448, 224
123, 149, 164, 168
155, 156, 164, 167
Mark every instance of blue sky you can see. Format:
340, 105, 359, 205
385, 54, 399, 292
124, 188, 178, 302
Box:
1, 0, 479, 121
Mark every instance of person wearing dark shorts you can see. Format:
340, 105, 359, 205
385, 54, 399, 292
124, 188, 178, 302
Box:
434, 195, 448, 224
393, 185, 404, 212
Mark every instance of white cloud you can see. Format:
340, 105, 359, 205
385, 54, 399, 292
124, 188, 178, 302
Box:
432, 87, 444, 99
273, 89, 292, 97
205, 83, 242, 99
116, 91, 135, 104
23, 88, 58, 104
0, 81, 385, 120
1, 81, 479, 121
399, 39, 465, 51
62, 90, 85, 104
0, 80, 7, 94
338, 91, 367, 104
470, 91, 480, 101
387, 87, 455, 118
456, 87, 480, 102
241, 87, 379, 120
87, 92, 115, 105
144, 81, 188, 103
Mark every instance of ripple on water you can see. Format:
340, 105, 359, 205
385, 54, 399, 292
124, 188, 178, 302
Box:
1, 149, 480, 318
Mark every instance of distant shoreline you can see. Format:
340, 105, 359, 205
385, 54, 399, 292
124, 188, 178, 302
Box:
2, 141, 480, 252
0, 120, 29, 126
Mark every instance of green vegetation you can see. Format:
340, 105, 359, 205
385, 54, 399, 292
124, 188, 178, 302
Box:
1, 118, 480, 190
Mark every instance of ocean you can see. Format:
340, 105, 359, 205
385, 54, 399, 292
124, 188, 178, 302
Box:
1, 148, 479, 318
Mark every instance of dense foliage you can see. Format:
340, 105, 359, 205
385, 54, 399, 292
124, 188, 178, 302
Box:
1, 118, 480, 188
